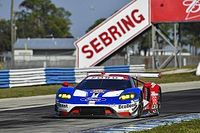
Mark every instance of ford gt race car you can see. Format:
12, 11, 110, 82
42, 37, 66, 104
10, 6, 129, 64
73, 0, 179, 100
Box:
55, 72, 161, 118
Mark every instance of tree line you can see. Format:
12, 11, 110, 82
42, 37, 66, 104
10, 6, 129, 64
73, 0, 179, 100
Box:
0, 0, 72, 52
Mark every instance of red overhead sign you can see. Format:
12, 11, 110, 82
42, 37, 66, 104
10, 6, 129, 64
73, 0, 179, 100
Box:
151, 0, 200, 22
75, 0, 151, 68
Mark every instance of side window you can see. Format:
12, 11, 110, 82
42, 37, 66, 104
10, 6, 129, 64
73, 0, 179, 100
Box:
131, 77, 142, 88
130, 77, 136, 87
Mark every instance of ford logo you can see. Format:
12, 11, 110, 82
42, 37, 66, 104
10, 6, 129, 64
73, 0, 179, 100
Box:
80, 97, 106, 102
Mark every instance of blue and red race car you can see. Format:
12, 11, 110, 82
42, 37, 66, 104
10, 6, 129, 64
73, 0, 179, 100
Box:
55, 72, 161, 118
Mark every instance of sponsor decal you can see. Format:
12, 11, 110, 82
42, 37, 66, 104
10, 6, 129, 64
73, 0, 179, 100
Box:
119, 103, 136, 109
151, 91, 158, 96
149, 92, 158, 104
152, 96, 158, 104
92, 89, 105, 93
80, 97, 106, 102
151, 0, 200, 22
57, 103, 68, 108
87, 76, 125, 80
183, 0, 200, 20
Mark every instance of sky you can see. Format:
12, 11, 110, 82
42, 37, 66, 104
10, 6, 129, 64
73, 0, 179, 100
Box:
0, 0, 130, 38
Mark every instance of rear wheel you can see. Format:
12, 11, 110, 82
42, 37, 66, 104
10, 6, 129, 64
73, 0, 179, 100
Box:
155, 88, 161, 115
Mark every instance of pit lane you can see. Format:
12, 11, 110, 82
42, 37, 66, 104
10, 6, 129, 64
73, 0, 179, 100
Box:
0, 88, 200, 133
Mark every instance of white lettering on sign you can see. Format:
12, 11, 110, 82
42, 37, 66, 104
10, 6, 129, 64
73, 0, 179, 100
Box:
183, 0, 200, 20
86, 76, 125, 80
74, 0, 151, 68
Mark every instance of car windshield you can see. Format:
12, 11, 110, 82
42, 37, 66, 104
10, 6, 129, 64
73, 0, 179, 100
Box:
75, 79, 132, 90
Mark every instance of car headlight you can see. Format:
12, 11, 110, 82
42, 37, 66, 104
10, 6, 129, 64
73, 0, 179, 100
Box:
119, 93, 135, 100
58, 93, 71, 99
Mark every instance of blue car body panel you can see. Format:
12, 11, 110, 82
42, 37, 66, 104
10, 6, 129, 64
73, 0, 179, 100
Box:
56, 86, 141, 105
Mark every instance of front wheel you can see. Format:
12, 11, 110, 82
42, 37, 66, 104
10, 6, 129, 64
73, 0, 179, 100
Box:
136, 94, 143, 118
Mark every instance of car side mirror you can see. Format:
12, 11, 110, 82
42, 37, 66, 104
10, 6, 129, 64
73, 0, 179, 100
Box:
62, 82, 69, 87
144, 83, 151, 88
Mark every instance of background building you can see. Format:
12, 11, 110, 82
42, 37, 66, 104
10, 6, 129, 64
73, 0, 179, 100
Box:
13, 38, 76, 68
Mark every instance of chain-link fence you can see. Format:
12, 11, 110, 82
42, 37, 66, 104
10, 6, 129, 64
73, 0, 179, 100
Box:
1, 54, 200, 69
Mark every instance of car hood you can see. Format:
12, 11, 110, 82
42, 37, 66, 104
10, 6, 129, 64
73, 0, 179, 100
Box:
56, 87, 140, 104
73, 89, 124, 97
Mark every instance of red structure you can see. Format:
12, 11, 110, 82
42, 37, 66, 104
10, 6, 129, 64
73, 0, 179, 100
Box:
151, 0, 200, 22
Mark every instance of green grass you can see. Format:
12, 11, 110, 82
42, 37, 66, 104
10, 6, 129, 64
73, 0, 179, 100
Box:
0, 63, 3, 70
0, 72, 199, 99
0, 85, 61, 99
130, 119, 200, 133
146, 65, 197, 72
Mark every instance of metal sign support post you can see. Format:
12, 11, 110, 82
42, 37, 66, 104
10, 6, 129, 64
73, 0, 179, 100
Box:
10, 0, 15, 68
151, 25, 156, 69
151, 24, 182, 69
174, 23, 178, 68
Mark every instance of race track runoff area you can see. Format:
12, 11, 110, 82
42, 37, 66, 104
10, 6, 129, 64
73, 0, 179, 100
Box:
0, 81, 200, 133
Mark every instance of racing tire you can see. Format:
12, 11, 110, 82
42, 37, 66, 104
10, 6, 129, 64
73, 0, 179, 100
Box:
136, 93, 143, 118
55, 104, 58, 112
155, 88, 162, 116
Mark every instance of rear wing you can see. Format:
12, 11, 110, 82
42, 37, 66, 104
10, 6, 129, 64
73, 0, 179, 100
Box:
87, 72, 161, 78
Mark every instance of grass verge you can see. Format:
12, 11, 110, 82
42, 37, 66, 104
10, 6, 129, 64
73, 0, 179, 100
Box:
0, 72, 199, 99
0, 85, 61, 99
130, 119, 200, 133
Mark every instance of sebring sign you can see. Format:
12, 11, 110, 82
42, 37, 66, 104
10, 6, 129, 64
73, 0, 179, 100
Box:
74, 0, 151, 68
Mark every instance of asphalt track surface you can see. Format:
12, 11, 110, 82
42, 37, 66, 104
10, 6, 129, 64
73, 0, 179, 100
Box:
0, 88, 200, 133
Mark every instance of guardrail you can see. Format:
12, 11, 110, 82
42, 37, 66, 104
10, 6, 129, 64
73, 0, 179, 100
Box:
0, 65, 145, 88
0, 70, 9, 88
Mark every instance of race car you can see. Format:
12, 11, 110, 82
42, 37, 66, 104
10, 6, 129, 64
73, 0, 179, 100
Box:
55, 72, 161, 118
